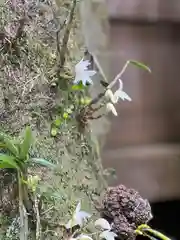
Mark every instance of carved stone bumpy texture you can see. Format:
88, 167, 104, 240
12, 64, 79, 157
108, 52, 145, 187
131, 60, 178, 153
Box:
100, 184, 153, 240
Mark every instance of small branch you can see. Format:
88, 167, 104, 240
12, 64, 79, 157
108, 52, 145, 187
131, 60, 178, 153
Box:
57, 0, 77, 71
18, 171, 28, 240
88, 92, 105, 107
55, 17, 66, 54
92, 54, 108, 83
108, 60, 130, 89
91, 104, 104, 113
88, 115, 103, 120
87, 61, 130, 107
56, 28, 61, 54
34, 194, 41, 240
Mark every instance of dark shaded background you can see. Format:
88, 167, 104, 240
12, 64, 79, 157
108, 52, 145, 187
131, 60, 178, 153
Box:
137, 199, 180, 239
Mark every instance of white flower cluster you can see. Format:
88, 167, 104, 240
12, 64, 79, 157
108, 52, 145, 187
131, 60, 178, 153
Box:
64, 202, 117, 240
105, 79, 131, 116
73, 58, 132, 117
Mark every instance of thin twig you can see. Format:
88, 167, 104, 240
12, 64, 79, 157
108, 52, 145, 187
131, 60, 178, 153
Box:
108, 60, 130, 89
56, 27, 61, 54
92, 53, 108, 83
34, 194, 41, 240
55, 18, 66, 54
88, 61, 130, 107
18, 171, 28, 240
57, 0, 77, 72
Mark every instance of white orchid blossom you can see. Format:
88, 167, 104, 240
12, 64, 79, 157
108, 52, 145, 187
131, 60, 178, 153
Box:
100, 230, 117, 240
65, 202, 91, 229
114, 79, 132, 102
105, 89, 117, 104
76, 235, 94, 240
106, 103, 118, 116
95, 218, 111, 230
95, 218, 117, 240
74, 59, 96, 86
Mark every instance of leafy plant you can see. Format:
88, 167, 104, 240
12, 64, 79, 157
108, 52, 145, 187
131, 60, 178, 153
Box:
0, 126, 55, 240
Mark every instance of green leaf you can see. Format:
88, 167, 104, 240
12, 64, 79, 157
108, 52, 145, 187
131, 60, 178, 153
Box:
71, 82, 86, 91
4, 138, 19, 156
0, 142, 7, 149
0, 162, 16, 168
30, 158, 55, 168
0, 154, 19, 169
51, 127, 58, 137
129, 60, 151, 72
19, 126, 33, 160
141, 228, 171, 240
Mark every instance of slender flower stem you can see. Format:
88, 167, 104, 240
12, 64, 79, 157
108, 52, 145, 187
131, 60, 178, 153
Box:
107, 60, 130, 89
87, 61, 130, 107
92, 54, 108, 83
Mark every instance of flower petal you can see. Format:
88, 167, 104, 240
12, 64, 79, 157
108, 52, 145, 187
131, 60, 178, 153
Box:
105, 89, 117, 104
100, 231, 117, 240
74, 59, 96, 86
95, 218, 111, 230
106, 103, 118, 116
75, 201, 81, 214
118, 79, 123, 90
76, 211, 91, 226
77, 234, 94, 240
65, 218, 77, 229
82, 77, 93, 86
86, 70, 96, 77
80, 60, 91, 70
75, 59, 91, 71
73, 76, 81, 84
78, 211, 92, 220
114, 90, 132, 101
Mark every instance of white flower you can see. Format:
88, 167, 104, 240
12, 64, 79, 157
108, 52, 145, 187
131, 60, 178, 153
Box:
77, 235, 94, 240
74, 59, 96, 86
106, 103, 118, 116
95, 218, 111, 230
114, 79, 132, 102
65, 202, 91, 229
105, 89, 116, 104
100, 231, 117, 240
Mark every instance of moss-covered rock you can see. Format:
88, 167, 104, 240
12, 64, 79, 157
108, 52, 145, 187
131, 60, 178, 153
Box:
0, 0, 107, 238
